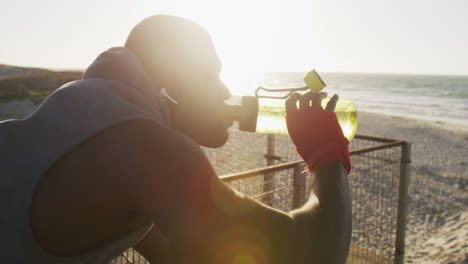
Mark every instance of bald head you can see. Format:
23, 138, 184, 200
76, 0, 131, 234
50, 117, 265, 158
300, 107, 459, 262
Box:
125, 15, 231, 147
125, 15, 221, 88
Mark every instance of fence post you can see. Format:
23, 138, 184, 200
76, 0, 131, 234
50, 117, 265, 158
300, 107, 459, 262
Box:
395, 142, 411, 264
263, 134, 276, 206
293, 163, 306, 208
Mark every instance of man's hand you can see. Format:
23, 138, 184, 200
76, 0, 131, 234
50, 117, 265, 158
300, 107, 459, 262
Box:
285, 92, 351, 175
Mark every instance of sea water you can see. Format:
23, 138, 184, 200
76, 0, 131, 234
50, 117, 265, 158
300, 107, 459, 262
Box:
226, 72, 468, 128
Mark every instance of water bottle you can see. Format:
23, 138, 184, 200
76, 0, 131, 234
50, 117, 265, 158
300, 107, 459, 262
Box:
226, 70, 358, 141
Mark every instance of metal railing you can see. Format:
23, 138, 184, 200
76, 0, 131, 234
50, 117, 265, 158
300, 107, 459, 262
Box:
109, 133, 411, 264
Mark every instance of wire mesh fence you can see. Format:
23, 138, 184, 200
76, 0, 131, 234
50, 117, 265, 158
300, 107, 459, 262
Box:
346, 146, 402, 263
109, 130, 409, 264
107, 249, 148, 264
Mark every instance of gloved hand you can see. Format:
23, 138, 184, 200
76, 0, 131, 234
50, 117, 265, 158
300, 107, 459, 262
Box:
285, 92, 351, 175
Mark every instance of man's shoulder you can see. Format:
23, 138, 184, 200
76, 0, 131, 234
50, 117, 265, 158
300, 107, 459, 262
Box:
84, 119, 201, 166
45, 119, 201, 187
41, 118, 204, 218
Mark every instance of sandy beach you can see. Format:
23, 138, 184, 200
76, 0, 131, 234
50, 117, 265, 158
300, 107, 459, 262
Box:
357, 111, 468, 264
1, 100, 467, 263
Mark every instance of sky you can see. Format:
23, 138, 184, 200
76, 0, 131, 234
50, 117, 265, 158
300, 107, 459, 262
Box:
1, 0, 468, 79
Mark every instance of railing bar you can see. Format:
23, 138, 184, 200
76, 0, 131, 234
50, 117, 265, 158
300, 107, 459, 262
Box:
230, 179, 278, 186
220, 160, 304, 182
221, 141, 405, 182
355, 134, 400, 143
250, 185, 294, 199
262, 180, 279, 185
350, 141, 406, 155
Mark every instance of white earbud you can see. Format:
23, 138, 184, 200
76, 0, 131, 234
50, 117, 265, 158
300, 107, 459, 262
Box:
160, 88, 178, 105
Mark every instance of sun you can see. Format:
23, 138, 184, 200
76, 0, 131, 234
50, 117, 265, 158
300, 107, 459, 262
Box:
151, 0, 315, 95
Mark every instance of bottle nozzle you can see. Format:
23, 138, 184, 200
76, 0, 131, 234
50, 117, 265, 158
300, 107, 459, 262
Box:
224, 96, 259, 133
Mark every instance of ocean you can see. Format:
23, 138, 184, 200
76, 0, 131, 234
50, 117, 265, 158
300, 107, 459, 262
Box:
226, 72, 468, 127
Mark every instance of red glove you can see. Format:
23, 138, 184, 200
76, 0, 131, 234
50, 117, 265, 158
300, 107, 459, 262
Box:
286, 94, 351, 175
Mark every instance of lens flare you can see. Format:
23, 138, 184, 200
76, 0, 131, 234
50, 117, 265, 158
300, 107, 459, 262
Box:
233, 255, 256, 264
211, 227, 269, 264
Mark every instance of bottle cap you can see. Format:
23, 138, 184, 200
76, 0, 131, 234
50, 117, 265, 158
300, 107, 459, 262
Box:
303, 70, 327, 93
239, 96, 259, 132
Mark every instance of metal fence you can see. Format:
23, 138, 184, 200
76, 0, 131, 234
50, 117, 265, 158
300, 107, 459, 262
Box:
109, 130, 411, 264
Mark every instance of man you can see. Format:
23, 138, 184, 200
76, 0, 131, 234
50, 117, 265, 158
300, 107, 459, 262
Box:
0, 15, 351, 263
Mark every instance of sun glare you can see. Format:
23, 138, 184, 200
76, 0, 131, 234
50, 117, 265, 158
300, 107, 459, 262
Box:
153, 0, 319, 95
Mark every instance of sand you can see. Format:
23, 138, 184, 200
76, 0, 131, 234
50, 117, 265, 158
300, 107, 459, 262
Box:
1, 101, 467, 263
357, 112, 468, 264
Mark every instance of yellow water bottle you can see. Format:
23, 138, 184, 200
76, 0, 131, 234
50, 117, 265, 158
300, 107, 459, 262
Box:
228, 70, 358, 142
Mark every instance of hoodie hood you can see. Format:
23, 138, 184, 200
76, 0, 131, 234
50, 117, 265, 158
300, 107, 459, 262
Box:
83, 47, 153, 93
83, 47, 171, 126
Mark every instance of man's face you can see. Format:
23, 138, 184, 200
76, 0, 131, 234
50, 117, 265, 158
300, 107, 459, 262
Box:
165, 55, 233, 148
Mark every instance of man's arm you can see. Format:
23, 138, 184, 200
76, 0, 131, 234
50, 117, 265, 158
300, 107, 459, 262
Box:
289, 162, 352, 264
123, 119, 351, 263
134, 160, 351, 264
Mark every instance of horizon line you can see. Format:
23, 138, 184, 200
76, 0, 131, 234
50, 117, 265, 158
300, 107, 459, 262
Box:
2, 63, 468, 78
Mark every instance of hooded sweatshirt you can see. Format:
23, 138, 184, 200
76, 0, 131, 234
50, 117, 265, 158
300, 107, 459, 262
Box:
0, 47, 171, 263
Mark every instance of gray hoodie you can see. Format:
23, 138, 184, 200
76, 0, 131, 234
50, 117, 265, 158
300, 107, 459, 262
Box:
0, 47, 170, 263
